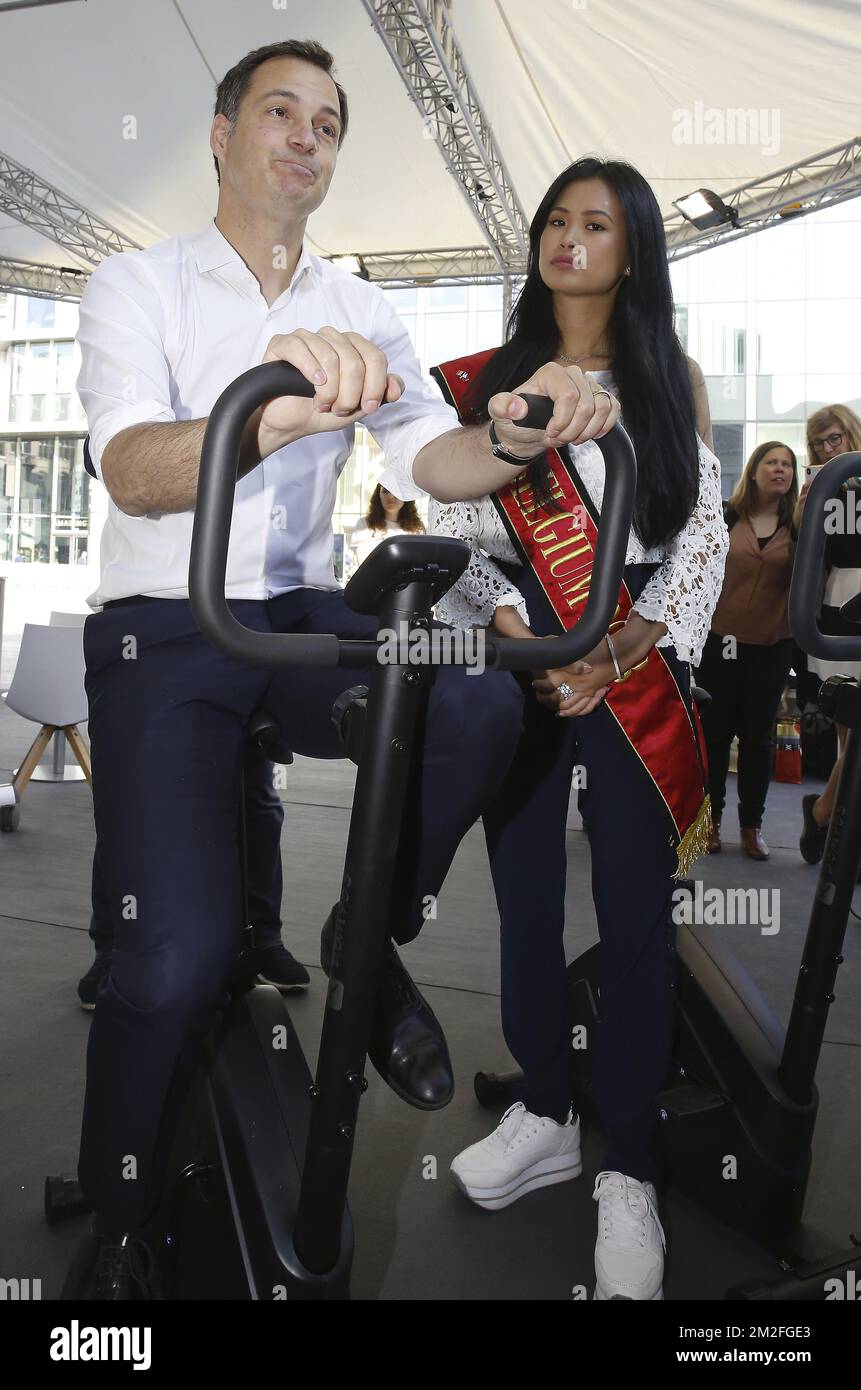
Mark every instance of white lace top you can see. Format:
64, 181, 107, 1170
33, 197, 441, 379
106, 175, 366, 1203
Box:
428, 372, 729, 666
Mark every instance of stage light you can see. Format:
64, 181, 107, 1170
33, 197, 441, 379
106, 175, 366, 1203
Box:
329, 255, 370, 280
673, 189, 738, 231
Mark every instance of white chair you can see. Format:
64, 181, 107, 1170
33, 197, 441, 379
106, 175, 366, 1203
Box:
49, 611, 88, 628
0, 622, 90, 832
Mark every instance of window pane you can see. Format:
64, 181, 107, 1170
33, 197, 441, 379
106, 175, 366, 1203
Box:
55, 341, 77, 391
802, 376, 861, 418
713, 423, 744, 498
16, 509, 50, 563
384, 288, 417, 312
423, 312, 469, 371
428, 285, 467, 310
10, 343, 26, 393
705, 374, 744, 422
674, 305, 689, 352
754, 302, 805, 375
56, 437, 73, 515
26, 297, 55, 329
476, 309, 503, 351
19, 437, 53, 514
28, 341, 52, 391
694, 304, 746, 375
806, 224, 861, 300
57, 436, 89, 518
756, 375, 807, 422
754, 222, 806, 301
694, 237, 747, 301
805, 302, 861, 374
0, 440, 15, 563
476, 284, 503, 310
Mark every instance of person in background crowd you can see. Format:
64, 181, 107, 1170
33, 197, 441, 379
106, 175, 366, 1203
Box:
795, 404, 861, 866
348, 482, 424, 572
695, 441, 798, 860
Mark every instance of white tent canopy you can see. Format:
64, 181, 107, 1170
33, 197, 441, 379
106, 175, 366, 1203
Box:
0, 0, 859, 272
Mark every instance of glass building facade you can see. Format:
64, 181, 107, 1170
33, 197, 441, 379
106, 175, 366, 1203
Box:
0, 294, 89, 565
670, 197, 861, 497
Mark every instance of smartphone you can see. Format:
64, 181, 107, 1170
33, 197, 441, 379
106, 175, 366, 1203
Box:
805, 461, 826, 483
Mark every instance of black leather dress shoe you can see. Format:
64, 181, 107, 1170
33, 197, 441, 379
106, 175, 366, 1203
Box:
321, 908, 454, 1110
61, 1218, 164, 1301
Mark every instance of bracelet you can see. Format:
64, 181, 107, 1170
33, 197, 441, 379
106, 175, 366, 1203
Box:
488, 420, 548, 468
605, 632, 624, 682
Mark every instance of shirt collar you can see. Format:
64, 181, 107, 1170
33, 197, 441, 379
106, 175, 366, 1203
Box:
193, 220, 320, 289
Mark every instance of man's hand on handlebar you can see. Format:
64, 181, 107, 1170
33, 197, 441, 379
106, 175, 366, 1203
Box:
488, 362, 621, 461
255, 329, 405, 458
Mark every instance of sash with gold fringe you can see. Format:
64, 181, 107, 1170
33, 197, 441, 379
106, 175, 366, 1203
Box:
431, 348, 711, 878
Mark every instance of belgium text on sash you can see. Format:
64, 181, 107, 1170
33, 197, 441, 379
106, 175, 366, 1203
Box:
432, 349, 711, 878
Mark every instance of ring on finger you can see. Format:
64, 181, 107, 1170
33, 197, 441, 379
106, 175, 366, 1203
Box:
557, 682, 575, 701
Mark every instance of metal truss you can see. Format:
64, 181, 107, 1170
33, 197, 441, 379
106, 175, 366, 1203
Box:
665, 136, 861, 260
0, 255, 90, 301
360, 0, 529, 271
364, 245, 522, 285
0, 150, 141, 269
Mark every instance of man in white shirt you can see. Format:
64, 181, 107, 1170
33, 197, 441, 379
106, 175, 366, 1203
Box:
67, 38, 617, 1300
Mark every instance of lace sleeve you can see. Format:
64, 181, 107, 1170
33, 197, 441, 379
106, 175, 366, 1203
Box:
428, 498, 530, 630
632, 437, 729, 665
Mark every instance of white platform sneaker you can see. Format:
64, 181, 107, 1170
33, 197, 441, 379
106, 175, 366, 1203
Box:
450, 1102, 582, 1211
592, 1170, 666, 1300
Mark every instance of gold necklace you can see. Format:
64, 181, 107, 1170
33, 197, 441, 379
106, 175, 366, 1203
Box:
556, 350, 612, 367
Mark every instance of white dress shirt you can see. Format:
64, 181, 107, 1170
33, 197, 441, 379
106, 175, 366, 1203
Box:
76, 220, 459, 609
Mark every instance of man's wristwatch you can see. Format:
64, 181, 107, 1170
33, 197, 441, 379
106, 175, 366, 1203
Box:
488, 420, 548, 467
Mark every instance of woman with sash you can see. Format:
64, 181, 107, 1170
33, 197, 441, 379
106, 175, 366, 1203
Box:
429, 158, 728, 1301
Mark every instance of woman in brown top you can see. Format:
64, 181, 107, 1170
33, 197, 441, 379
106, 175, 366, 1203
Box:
695, 441, 799, 858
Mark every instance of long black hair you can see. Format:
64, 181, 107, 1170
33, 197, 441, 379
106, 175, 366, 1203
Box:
462, 157, 700, 551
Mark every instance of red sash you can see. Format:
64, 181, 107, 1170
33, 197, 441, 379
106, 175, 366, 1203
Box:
432, 348, 711, 878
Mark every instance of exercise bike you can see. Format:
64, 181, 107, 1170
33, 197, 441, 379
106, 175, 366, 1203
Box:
47, 363, 637, 1299
474, 452, 861, 1300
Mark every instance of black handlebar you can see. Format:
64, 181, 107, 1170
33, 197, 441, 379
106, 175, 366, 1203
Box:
789, 452, 861, 663
189, 362, 637, 671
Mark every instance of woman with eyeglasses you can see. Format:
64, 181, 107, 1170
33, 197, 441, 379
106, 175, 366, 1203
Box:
694, 441, 798, 859
423, 157, 728, 1301
795, 404, 861, 864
